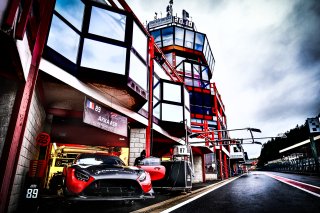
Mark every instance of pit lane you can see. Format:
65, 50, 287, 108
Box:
35, 180, 221, 213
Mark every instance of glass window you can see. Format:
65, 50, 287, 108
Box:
153, 75, 160, 105
206, 39, 210, 58
129, 52, 147, 91
211, 57, 215, 72
175, 55, 185, 66
184, 87, 190, 109
205, 49, 209, 65
185, 108, 191, 127
208, 52, 212, 68
191, 118, 202, 123
89, 7, 126, 42
132, 22, 147, 60
190, 91, 202, 105
204, 51, 208, 65
211, 57, 215, 71
184, 30, 194, 49
154, 61, 170, 80
201, 66, 209, 81
195, 33, 204, 51
142, 102, 148, 111
206, 46, 212, 66
162, 103, 183, 122
55, 0, 84, 30
203, 107, 213, 115
191, 126, 202, 131
203, 37, 208, 56
207, 120, 217, 126
205, 153, 216, 174
203, 94, 212, 106
210, 65, 214, 76
151, 30, 162, 47
185, 77, 193, 87
184, 62, 192, 78
203, 81, 210, 89
190, 105, 203, 114
153, 97, 159, 107
205, 39, 210, 63
81, 39, 126, 74
47, 15, 80, 63
162, 27, 173, 47
193, 79, 201, 88
193, 64, 200, 79
175, 27, 184, 46
165, 53, 173, 65
154, 104, 160, 119
163, 82, 181, 103
153, 82, 160, 99
176, 64, 184, 74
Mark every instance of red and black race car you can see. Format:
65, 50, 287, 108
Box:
63, 153, 164, 202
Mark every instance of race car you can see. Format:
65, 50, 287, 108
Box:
63, 153, 156, 201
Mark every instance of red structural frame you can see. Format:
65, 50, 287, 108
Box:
146, 36, 155, 157
0, 0, 56, 212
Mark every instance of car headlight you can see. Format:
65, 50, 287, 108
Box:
138, 171, 147, 182
75, 170, 90, 182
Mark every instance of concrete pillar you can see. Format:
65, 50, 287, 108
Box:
192, 155, 203, 183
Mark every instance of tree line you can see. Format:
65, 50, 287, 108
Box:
257, 114, 320, 167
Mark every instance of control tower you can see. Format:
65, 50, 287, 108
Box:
147, 0, 230, 180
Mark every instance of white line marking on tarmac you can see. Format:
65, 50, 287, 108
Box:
160, 176, 241, 213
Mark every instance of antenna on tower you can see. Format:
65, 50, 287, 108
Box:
166, 0, 173, 17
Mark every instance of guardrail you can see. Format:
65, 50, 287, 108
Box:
263, 156, 320, 175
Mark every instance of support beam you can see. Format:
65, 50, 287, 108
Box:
15, 0, 33, 39
146, 37, 154, 157
224, 154, 228, 179
4, 0, 20, 28
219, 149, 223, 180
0, 0, 55, 211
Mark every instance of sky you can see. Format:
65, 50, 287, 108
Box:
126, 0, 320, 158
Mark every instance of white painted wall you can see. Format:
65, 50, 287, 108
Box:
8, 91, 46, 212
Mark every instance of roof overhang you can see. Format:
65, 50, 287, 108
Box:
215, 145, 230, 157
279, 135, 320, 153
191, 145, 213, 155
39, 58, 181, 144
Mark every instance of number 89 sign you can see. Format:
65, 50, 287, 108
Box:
26, 188, 38, 199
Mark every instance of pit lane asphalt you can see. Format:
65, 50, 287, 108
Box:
36, 179, 226, 213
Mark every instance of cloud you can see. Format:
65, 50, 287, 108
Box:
288, 0, 320, 66
127, 0, 320, 158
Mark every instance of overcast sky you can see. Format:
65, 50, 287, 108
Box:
126, 0, 320, 158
